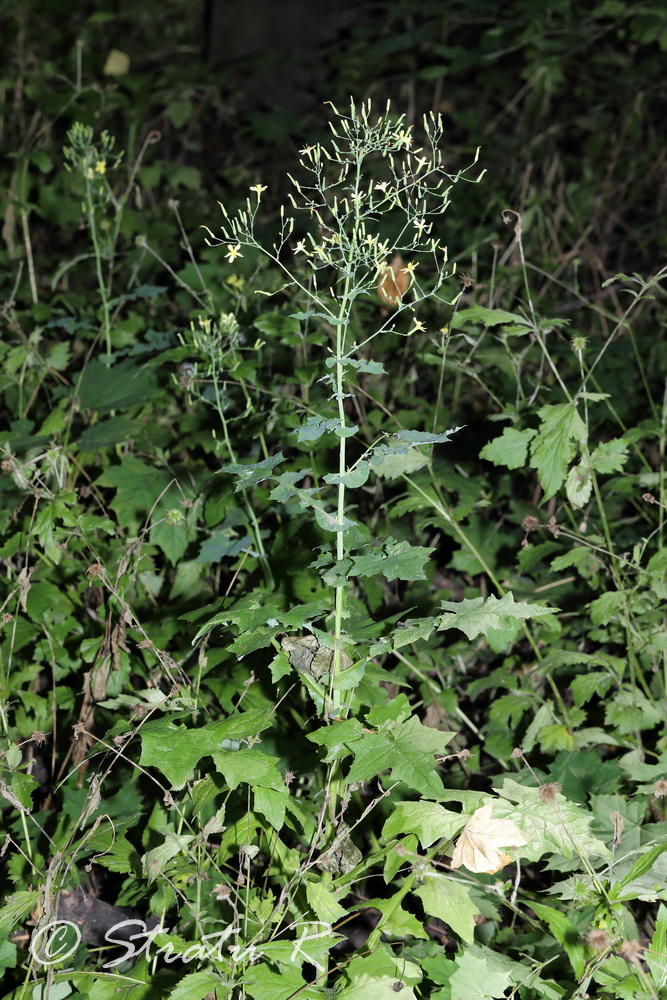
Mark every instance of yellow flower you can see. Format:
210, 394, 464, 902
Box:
94, 160, 107, 175
401, 261, 418, 274
250, 184, 267, 195
394, 128, 413, 149
225, 244, 243, 263
408, 319, 426, 334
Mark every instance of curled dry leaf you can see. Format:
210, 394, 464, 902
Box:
378, 255, 410, 306
450, 803, 530, 874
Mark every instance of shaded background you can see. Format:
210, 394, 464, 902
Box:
3, 0, 666, 313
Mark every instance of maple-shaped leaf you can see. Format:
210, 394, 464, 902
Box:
350, 538, 433, 582
451, 802, 531, 874
222, 452, 284, 491
492, 778, 611, 862
438, 592, 555, 640
345, 717, 455, 797
530, 402, 587, 500
480, 426, 537, 470
139, 712, 273, 789
414, 873, 479, 943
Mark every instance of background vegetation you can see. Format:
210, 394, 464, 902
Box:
1, 1, 667, 998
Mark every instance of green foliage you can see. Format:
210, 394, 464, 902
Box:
1, 3, 667, 998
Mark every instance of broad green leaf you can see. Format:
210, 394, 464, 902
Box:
254, 785, 288, 830
377, 617, 438, 653
25, 581, 74, 623
313, 505, 358, 533
438, 592, 555, 640
646, 902, 667, 988
96, 456, 173, 527
142, 833, 194, 882
480, 427, 536, 469
323, 461, 370, 487
370, 426, 462, 479
151, 517, 188, 565
345, 717, 455, 797
295, 416, 338, 442
448, 950, 513, 999
521, 702, 557, 753
352, 358, 387, 374
222, 452, 284, 490
307, 718, 366, 761
530, 403, 587, 499
139, 712, 272, 788
414, 873, 479, 943
189, 592, 285, 643
4, 771, 38, 811
0, 891, 42, 933
451, 305, 532, 328
164, 971, 225, 1000
256, 312, 301, 336
77, 416, 142, 450
566, 463, 592, 507
351, 539, 433, 581
550, 545, 601, 579
324, 355, 387, 373
243, 963, 322, 1000
539, 724, 574, 752
337, 949, 421, 999
212, 749, 286, 792
196, 530, 252, 563
489, 691, 535, 728
77, 358, 159, 412
92, 836, 140, 875
371, 448, 429, 479
605, 688, 662, 734
382, 801, 465, 847
590, 437, 629, 474
614, 843, 667, 895
268, 469, 313, 502
589, 590, 623, 626
592, 956, 642, 994
384, 833, 418, 883
306, 881, 348, 924
570, 672, 614, 707
350, 895, 428, 940
530, 903, 585, 978
394, 429, 462, 445
493, 779, 610, 862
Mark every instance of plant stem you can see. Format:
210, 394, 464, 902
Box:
84, 181, 112, 363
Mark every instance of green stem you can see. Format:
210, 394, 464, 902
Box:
330, 159, 363, 713
84, 182, 111, 364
